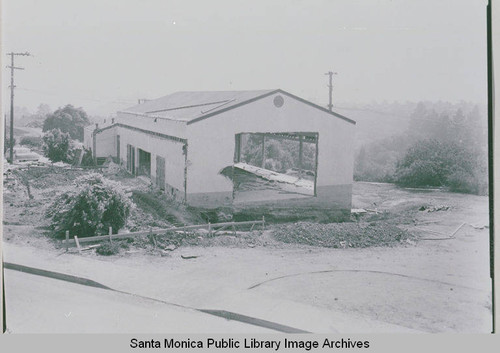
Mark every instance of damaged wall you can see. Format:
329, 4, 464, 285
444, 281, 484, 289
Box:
185, 92, 355, 209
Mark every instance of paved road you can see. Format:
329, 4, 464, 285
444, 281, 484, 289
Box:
4, 269, 275, 333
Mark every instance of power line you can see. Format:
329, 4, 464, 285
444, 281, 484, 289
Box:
6, 51, 31, 163
16, 87, 137, 105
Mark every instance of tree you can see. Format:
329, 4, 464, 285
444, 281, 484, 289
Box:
43, 104, 90, 141
46, 173, 134, 238
394, 139, 487, 194
20, 136, 42, 149
354, 102, 488, 190
42, 129, 72, 163
36, 103, 51, 118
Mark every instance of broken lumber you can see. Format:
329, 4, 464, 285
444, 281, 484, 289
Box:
63, 219, 266, 246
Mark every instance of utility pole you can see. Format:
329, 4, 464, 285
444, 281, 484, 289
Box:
324, 71, 337, 112
6, 51, 31, 163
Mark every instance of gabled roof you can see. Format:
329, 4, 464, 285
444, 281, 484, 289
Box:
119, 89, 355, 125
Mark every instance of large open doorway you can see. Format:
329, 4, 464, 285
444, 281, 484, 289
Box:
232, 132, 318, 203
137, 148, 151, 176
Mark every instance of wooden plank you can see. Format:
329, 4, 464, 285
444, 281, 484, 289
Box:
450, 222, 466, 238
261, 135, 266, 168
74, 236, 82, 254
298, 135, 303, 178
234, 134, 241, 163
251, 132, 318, 143
212, 224, 232, 235
65, 230, 69, 251
66, 220, 265, 245
183, 142, 188, 203
313, 135, 319, 197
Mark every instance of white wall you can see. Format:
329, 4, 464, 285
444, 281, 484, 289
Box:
116, 112, 188, 139
83, 127, 93, 150
95, 128, 116, 157
116, 126, 186, 193
186, 93, 355, 195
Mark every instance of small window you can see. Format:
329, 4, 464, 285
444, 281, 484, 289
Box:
273, 95, 284, 108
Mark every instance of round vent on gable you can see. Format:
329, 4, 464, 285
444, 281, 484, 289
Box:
273, 95, 284, 108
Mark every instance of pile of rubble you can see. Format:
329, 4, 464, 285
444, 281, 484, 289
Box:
272, 221, 414, 248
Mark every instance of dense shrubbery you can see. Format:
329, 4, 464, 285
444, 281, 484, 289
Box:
42, 128, 73, 163
354, 102, 488, 195
354, 135, 412, 183
47, 173, 134, 238
20, 136, 43, 148
394, 139, 487, 194
96, 242, 121, 256
43, 104, 90, 141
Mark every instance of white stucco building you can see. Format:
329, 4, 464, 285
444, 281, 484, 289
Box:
84, 89, 356, 218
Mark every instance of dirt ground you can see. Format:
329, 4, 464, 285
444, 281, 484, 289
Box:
2, 167, 492, 333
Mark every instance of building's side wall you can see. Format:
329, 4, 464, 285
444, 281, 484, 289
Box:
92, 124, 186, 201
116, 112, 188, 139
186, 93, 355, 209
94, 127, 116, 158
83, 127, 94, 150
116, 126, 186, 200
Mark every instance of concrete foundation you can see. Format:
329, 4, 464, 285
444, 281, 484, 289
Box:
186, 184, 352, 222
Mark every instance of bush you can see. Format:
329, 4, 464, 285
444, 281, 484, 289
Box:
354, 135, 415, 183
395, 139, 487, 194
80, 147, 95, 166
447, 168, 488, 195
42, 128, 73, 162
20, 136, 42, 148
47, 173, 134, 238
96, 242, 121, 256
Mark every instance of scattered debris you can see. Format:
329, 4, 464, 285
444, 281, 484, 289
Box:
416, 222, 466, 241
406, 239, 416, 246
419, 205, 451, 212
102, 160, 122, 175
470, 223, 488, 230
234, 162, 313, 191
81, 244, 101, 251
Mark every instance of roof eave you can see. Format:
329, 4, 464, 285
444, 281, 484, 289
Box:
186, 88, 356, 125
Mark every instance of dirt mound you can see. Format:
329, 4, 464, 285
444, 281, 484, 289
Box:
129, 190, 204, 230
272, 221, 414, 248
15, 166, 88, 189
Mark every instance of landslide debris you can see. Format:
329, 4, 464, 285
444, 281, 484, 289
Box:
271, 221, 414, 248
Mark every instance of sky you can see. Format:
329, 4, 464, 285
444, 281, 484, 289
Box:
1, 0, 488, 116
